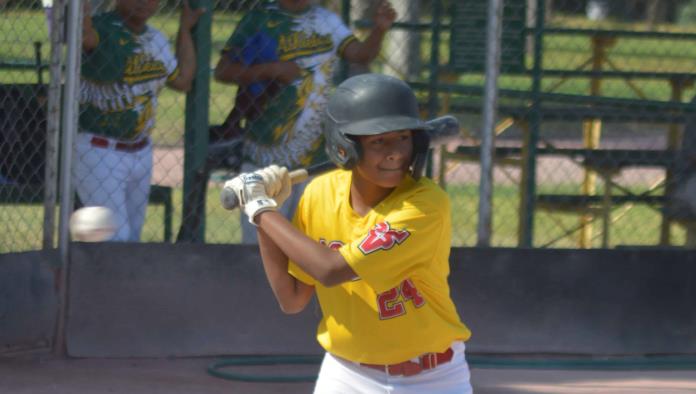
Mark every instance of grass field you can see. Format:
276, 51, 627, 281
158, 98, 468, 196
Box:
0, 10, 693, 252
0, 183, 686, 253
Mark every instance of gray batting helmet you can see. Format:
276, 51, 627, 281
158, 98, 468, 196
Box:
323, 73, 430, 178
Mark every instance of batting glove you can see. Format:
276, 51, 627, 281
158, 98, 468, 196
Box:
255, 165, 292, 208
224, 172, 278, 225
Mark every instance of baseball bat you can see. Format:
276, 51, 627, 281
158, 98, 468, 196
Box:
220, 115, 460, 210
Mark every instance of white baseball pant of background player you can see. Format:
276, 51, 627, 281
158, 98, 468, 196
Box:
73, 132, 152, 242
313, 341, 473, 394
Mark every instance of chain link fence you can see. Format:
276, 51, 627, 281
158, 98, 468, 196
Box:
1, 0, 51, 253
436, 0, 696, 248
3, 0, 696, 252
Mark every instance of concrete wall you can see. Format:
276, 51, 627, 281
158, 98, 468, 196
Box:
449, 247, 696, 355
3, 244, 695, 358
0, 250, 58, 354
67, 243, 322, 357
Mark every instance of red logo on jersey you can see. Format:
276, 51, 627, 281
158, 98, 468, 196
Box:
319, 238, 344, 250
358, 222, 410, 255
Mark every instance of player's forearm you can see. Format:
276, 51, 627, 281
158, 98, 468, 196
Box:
342, 27, 388, 64
257, 227, 313, 314
82, 16, 98, 51
170, 27, 196, 92
256, 211, 356, 287
214, 58, 278, 85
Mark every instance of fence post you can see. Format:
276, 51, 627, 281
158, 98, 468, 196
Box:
477, 0, 503, 246
55, 0, 83, 356
43, 4, 64, 250
519, 0, 545, 247
182, 0, 212, 242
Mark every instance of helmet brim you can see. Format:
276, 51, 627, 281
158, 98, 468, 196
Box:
340, 115, 429, 136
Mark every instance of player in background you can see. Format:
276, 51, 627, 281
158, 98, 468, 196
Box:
214, 0, 397, 244
75, 0, 204, 241
224, 73, 472, 393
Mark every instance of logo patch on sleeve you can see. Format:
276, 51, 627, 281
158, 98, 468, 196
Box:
358, 222, 411, 255
319, 238, 344, 250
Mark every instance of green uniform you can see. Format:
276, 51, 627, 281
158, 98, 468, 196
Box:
74, 11, 178, 242
222, 1, 357, 168
80, 11, 179, 140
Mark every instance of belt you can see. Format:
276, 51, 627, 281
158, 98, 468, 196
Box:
359, 347, 454, 377
90, 135, 149, 152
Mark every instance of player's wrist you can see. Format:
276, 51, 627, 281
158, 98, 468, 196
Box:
177, 23, 194, 35
372, 23, 390, 34
244, 198, 278, 226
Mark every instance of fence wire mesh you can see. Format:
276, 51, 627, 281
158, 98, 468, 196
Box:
3, 0, 696, 252
437, 0, 696, 248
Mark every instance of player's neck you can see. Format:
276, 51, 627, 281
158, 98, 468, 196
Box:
117, 11, 148, 33
349, 173, 395, 217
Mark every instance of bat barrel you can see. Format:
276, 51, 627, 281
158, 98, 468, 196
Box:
425, 115, 460, 147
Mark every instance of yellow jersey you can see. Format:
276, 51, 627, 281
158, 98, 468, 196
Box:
289, 169, 471, 364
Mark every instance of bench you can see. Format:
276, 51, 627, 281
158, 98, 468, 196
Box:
412, 0, 696, 247
425, 74, 696, 244
0, 41, 49, 83
444, 146, 677, 167
438, 141, 692, 247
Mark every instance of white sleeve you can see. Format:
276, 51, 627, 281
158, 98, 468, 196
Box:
153, 29, 178, 76
326, 12, 355, 52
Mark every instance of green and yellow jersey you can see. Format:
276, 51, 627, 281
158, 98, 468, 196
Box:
79, 12, 178, 140
221, 2, 357, 168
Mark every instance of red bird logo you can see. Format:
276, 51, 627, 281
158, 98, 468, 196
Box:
358, 222, 410, 255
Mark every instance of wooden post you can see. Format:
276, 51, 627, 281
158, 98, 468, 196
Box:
579, 35, 612, 248
660, 77, 691, 245
518, 120, 531, 246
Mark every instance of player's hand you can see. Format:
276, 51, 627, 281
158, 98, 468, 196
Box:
270, 61, 303, 84
255, 165, 292, 208
180, 0, 206, 32
82, 0, 98, 51
373, 0, 397, 32
224, 173, 278, 224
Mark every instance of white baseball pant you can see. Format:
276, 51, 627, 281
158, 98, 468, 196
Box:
73, 132, 152, 242
313, 341, 473, 394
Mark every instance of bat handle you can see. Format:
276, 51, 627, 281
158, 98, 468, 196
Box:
288, 168, 309, 184
220, 168, 310, 210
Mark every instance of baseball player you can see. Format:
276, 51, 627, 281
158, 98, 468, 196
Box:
224, 74, 472, 393
214, 0, 397, 244
74, 0, 203, 241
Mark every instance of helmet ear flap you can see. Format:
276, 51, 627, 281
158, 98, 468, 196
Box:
342, 135, 362, 169
410, 131, 430, 179
324, 112, 361, 169
334, 135, 361, 169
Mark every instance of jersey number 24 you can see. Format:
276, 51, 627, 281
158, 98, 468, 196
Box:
377, 279, 425, 320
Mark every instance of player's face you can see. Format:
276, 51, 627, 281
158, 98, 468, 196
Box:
355, 130, 414, 189
279, 0, 312, 13
116, 0, 159, 25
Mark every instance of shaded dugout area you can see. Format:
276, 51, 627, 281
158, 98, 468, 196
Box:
2, 244, 696, 392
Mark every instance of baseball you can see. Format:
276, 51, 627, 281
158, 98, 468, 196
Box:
69, 206, 116, 242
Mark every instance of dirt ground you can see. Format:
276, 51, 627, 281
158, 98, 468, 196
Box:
2, 354, 696, 394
